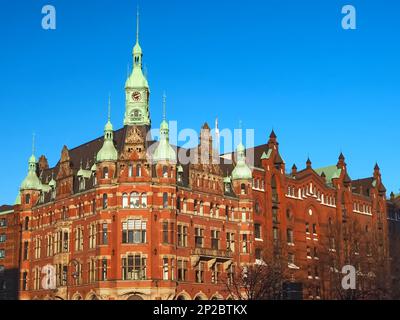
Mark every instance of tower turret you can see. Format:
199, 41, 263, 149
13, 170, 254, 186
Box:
124, 8, 151, 126
97, 96, 118, 162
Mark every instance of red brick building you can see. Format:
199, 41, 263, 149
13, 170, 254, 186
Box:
5, 14, 393, 300
0, 205, 19, 300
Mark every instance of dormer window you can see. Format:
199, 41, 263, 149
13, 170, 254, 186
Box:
79, 177, 85, 191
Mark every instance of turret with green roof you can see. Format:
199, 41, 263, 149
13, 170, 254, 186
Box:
97, 96, 118, 162
124, 7, 151, 126
20, 134, 42, 191
153, 92, 176, 163
232, 142, 252, 181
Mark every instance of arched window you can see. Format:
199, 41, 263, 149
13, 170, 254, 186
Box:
199, 201, 204, 215
128, 164, 133, 177
241, 208, 246, 222
177, 197, 181, 212
215, 205, 220, 218
163, 193, 168, 208
25, 194, 30, 204
136, 164, 142, 177
103, 167, 109, 179
241, 184, 246, 195
209, 203, 214, 217
130, 192, 139, 208
162, 166, 168, 178
122, 193, 128, 208
102, 194, 108, 209
24, 217, 29, 231
194, 200, 198, 214
141, 193, 147, 208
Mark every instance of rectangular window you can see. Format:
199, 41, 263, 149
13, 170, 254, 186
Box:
0, 219, 6, 228
63, 232, 69, 252
23, 241, 28, 260
0, 249, 5, 259
102, 223, 108, 245
305, 222, 310, 234
122, 254, 147, 280
122, 220, 147, 244
163, 257, 169, 280
22, 272, 28, 291
242, 234, 249, 253
195, 262, 204, 283
195, 228, 204, 248
307, 246, 311, 258
177, 259, 187, 281
329, 237, 336, 250
211, 263, 221, 284
226, 232, 235, 252
287, 228, 294, 244
314, 247, 318, 259
0, 234, 6, 243
162, 222, 169, 244
273, 227, 279, 241
177, 225, 188, 247
312, 223, 317, 234
254, 224, 261, 239
211, 230, 220, 250
288, 253, 295, 265
101, 259, 107, 281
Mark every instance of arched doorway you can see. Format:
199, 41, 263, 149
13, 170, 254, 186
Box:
127, 294, 144, 300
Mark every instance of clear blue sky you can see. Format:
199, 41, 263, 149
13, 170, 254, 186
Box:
1, 0, 399, 205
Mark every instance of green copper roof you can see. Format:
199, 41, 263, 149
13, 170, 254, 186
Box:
91, 162, 97, 172
314, 165, 342, 182
223, 175, 232, 184
261, 149, 272, 160
20, 154, 42, 191
153, 94, 176, 163
125, 67, 149, 89
153, 121, 176, 163
15, 192, 21, 205
48, 177, 56, 188
232, 143, 252, 181
97, 99, 118, 163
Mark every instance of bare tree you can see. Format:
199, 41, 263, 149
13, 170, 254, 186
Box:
223, 246, 292, 300
320, 218, 391, 300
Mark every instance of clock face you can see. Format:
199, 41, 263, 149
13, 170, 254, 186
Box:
131, 91, 141, 102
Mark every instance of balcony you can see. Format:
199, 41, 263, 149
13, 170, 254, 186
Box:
190, 247, 233, 260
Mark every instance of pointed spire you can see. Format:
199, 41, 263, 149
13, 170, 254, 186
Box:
339, 152, 345, 161
306, 157, 312, 169
153, 93, 176, 163
32, 132, 36, 156
162, 91, 167, 121
374, 162, 380, 171
108, 93, 111, 122
136, 4, 140, 44
292, 164, 297, 175
97, 96, 118, 163
270, 129, 277, 139
20, 134, 42, 191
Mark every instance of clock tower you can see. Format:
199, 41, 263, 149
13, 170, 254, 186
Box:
124, 9, 151, 126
